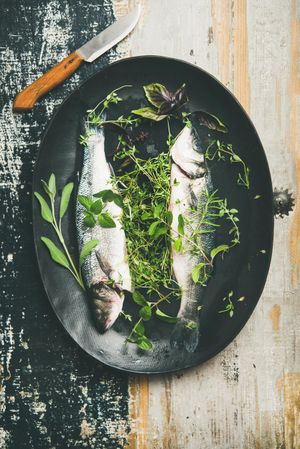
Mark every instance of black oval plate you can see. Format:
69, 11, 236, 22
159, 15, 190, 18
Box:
33, 56, 273, 374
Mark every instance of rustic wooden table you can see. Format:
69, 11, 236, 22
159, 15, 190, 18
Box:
1, 1, 299, 448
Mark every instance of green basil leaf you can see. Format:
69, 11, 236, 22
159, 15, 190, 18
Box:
132, 107, 167, 122
90, 199, 103, 214
94, 190, 123, 208
153, 225, 168, 240
79, 239, 99, 267
210, 244, 229, 259
137, 335, 152, 350
78, 195, 93, 210
59, 182, 74, 218
155, 308, 178, 323
139, 305, 152, 321
135, 321, 145, 336
98, 213, 116, 228
41, 237, 69, 268
83, 214, 96, 228
34, 192, 53, 223
94, 189, 115, 202
48, 173, 56, 197
132, 291, 148, 306
153, 203, 163, 218
148, 221, 160, 236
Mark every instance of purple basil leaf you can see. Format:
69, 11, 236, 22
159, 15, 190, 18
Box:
193, 111, 228, 133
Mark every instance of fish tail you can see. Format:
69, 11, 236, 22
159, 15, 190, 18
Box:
170, 316, 200, 353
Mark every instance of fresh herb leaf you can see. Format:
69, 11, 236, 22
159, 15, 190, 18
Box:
132, 291, 148, 306
155, 308, 178, 323
194, 111, 228, 133
79, 239, 99, 267
98, 213, 116, 228
48, 173, 56, 198
177, 214, 185, 235
34, 192, 53, 223
173, 237, 182, 252
139, 305, 152, 321
191, 263, 205, 283
90, 199, 103, 214
132, 107, 167, 122
78, 195, 93, 210
41, 237, 70, 269
137, 335, 152, 350
83, 214, 96, 228
59, 182, 74, 219
210, 244, 229, 259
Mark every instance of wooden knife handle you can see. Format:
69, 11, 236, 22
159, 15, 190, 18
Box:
13, 51, 84, 112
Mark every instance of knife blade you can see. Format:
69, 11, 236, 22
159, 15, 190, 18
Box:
13, 5, 141, 112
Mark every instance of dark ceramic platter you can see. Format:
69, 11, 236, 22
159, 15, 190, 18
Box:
33, 56, 273, 374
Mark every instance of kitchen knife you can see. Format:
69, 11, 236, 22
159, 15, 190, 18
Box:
13, 5, 141, 112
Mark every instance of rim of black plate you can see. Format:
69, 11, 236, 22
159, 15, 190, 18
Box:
33, 55, 274, 375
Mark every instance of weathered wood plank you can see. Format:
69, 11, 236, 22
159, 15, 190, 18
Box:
127, 1, 300, 448
0, 2, 131, 448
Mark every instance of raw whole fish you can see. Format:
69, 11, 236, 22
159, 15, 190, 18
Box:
76, 126, 131, 332
169, 124, 214, 352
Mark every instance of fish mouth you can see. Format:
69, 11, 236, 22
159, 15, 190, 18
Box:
90, 282, 124, 333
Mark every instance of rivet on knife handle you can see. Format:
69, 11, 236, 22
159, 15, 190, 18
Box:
13, 5, 141, 113
13, 52, 83, 112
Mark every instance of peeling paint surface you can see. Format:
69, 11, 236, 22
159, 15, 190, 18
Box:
1, 1, 300, 448
0, 1, 130, 448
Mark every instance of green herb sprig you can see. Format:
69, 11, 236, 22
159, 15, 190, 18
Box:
205, 139, 250, 189
35, 174, 99, 289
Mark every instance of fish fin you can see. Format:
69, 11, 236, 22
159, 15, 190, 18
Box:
170, 317, 200, 352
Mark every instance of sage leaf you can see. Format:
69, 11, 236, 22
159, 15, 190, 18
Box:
132, 107, 167, 122
79, 239, 99, 267
59, 182, 74, 219
34, 192, 53, 223
41, 237, 69, 269
139, 305, 152, 321
98, 213, 116, 228
48, 173, 56, 198
155, 308, 178, 324
41, 180, 52, 197
132, 291, 147, 306
210, 244, 229, 259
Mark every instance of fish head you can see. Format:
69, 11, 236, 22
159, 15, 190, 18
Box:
171, 126, 206, 178
90, 282, 124, 333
